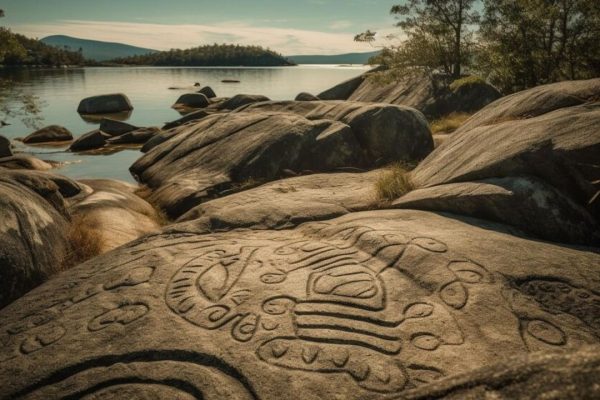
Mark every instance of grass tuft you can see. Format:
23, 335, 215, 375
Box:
62, 214, 104, 268
430, 112, 472, 134
375, 162, 415, 202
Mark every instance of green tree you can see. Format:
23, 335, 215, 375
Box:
357, 0, 480, 78
477, 0, 600, 92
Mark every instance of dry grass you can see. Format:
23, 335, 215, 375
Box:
62, 214, 104, 268
430, 112, 472, 134
375, 162, 415, 203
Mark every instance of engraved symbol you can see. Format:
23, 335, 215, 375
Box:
20, 324, 66, 354
88, 303, 149, 332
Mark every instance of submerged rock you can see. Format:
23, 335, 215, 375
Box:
22, 125, 73, 144
77, 93, 133, 114
0, 209, 598, 398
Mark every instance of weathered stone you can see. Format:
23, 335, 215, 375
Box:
173, 93, 210, 109
240, 100, 433, 164
0, 135, 12, 157
130, 111, 365, 218
295, 92, 320, 101
393, 177, 600, 246
0, 154, 54, 171
77, 93, 134, 114
218, 94, 271, 111
0, 209, 598, 399
198, 86, 217, 99
456, 78, 600, 134
69, 179, 162, 254
396, 345, 600, 400
99, 118, 139, 136
0, 172, 70, 308
106, 127, 162, 145
69, 130, 111, 152
162, 109, 212, 130
411, 102, 600, 226
176, 170, 380, 232
22, 125, 73, 144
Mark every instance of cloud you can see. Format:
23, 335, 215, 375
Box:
329, 20, 353, 31
11, 20, 378, 55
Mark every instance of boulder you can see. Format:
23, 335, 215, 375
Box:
99, 118, 139, 136
0, 209, 598, 398
77, 93, 133, 114
22, 125, 73, 144
162, 109, 212, 130
69, 130, 111, 152
456, 78, 600, 134
295, 92, 320, 101
240, 100, 433, 165
173, 93, 210, 109
106, 127, 162, 145
68, 179, 162, 255
0, 135, 13, 157
0, 154, 54, 171
0, 172, 70, 308
175, 170, 381, 232
130, 111, 365, 218
317, 70, 373, 100
218, 94, 271, 111
393, 177, 600, 246
198, 86, 217, 98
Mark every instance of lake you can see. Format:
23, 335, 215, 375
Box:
0, 65, 370, 182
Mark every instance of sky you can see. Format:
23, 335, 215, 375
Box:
1, 0, 402, 55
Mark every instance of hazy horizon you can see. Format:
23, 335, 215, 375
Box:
1, 0, 400, 55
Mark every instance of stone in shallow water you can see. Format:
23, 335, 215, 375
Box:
0, 210, 598, 399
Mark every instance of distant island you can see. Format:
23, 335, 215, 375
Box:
110, 44, 295, 67
287, 51, 380, 65
41, 35, 157, 62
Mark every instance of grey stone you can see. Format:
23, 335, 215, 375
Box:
0, 209, 598, 398
69, 130, 111, 152
22, 125, 73, 144
174, 93, 210, 109
198, 86, 217, 99
99, 118, 139, 136
77, 93, 134, 114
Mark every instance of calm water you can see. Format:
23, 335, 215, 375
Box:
0, 65, 369, 182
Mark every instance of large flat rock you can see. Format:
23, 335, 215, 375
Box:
1, 210, 598, 399
176, 170, 381, 232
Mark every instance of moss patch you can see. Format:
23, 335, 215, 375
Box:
449, 76, 486, 92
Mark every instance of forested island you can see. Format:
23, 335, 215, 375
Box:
110, 44, 295, 66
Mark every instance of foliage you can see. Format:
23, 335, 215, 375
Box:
477, 0, 600, 93
448, 75, 485, 91
357, 0, 480, 79
375, 162, 415, 202
429, 112, 471, 133
111, 44, 295, 67
0, 28, 86, 66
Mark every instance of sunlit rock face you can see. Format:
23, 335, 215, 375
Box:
1, 210, 598, 399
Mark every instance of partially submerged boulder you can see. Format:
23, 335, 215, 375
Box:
99, 118, 139, 136
77, 93, 133, 114
0, 209, 598, 398
22, 125, 73, 144
173, 93, 210, 109
69, 130, 111, 152
295, 92, 320, 101
106, 127, 162, 145
198, 86, 217, 99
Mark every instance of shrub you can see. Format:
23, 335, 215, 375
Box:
430, 112, 472, 134
375, 162, 415, 202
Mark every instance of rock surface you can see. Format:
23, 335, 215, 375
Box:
0, 135, 12, 157
0, 209, 598, 399
77, 93, 134, 114
131, 111, 366, 218
0, 154, 55, 171
218, 94, 271, 111
69, 179, 162, 254
240, 100, 433, 164
176, 170, 380, 232
22, 125, 73, 144
69, 130, 111, 152
0, 171, 71, 308
106, 127, 162, 145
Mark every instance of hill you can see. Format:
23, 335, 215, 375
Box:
0, 29, 85, 66
41, 35, 157, 61
287, 51, 380, 65
111, 44, 294, 67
